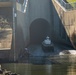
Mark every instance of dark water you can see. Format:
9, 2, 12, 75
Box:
1, 62, 76, 75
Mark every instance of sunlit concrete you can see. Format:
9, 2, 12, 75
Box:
59, 50, 76, 55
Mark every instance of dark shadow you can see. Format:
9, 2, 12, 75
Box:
11, 24, 25, 60
71, 32, 76, 48
30, 18, 50, 44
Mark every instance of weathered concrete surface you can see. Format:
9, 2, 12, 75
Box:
10, 0, 74, 61
1, 0, 76, 62
11, 0, 53, 61
52, 0, 76, 48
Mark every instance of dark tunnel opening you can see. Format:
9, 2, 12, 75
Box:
30, 18, 50, 44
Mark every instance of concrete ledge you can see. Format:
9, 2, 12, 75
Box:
59, 50, 76, 55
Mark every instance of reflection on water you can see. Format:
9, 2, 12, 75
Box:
1, 63, 76, 75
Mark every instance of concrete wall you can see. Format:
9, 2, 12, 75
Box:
10, 0, 75, 61
10, 2, 26, 61
29, 0, 51, 24
10, 0, 53, 61
24, 0, 54, 45
0, 0, 74, 61
52, 0, 76, 47
51, 0, 73, 44
10, 3, 26, 61
12, 0, 72, 61
16, 0, 68, 47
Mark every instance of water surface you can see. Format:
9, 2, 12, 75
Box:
1, 62, 76, 75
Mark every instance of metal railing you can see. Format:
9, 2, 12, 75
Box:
56, 0, 76, 10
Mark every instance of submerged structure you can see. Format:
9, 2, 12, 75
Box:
0, 0, 76, 62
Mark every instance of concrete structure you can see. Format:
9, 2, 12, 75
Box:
0, 0, 75, 61
52, 0, 76, 48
